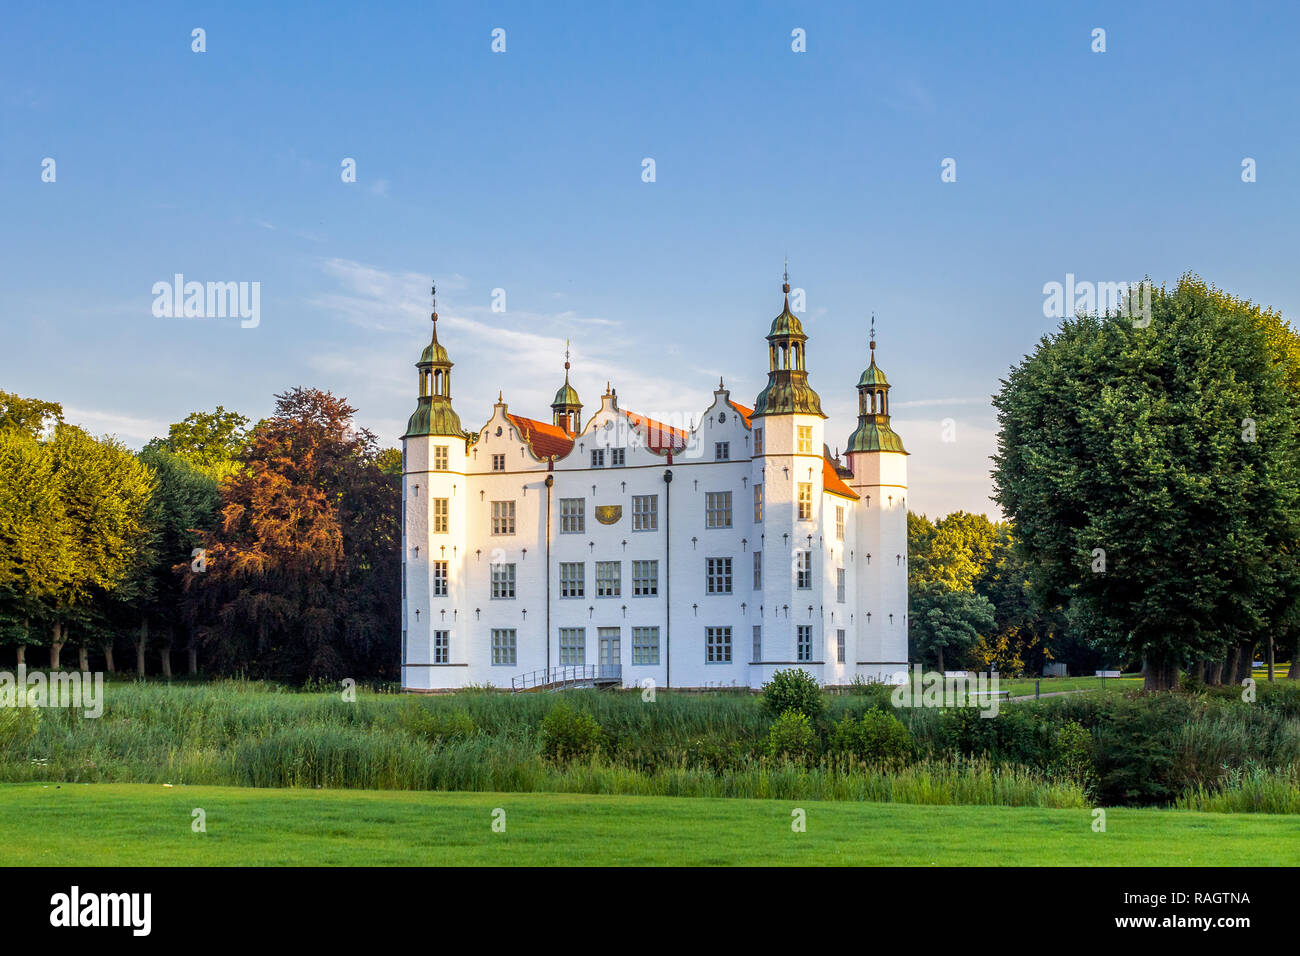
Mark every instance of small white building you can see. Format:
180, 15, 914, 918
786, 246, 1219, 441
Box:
400, 277, 909, 690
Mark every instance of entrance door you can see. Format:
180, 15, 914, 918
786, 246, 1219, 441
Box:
598, 628, 621, 676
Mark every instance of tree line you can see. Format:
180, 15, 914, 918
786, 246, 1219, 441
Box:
0, 387, 400, 682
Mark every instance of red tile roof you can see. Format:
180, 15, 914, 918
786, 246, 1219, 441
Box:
622, 409, 689, 453
728, 401, 754, 427
507, 414, 574, 461
823, 454, 859, 500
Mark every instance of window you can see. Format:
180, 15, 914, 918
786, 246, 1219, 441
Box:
591, 448, 605, 468
753, 484, 763, 522
752, 625, 762, 663
434, 561, 448, 597
596, 561, 621, 598
836, 629, 846, 664
491, 629, 517, 666
632, 627, 660, 665
836, 505, 845, 540
632, 495, 658, 531
611, 448, 625, 466
706, 626, 732, 663
797, 624, 813, 662
715, 441, 729, 461
434, 630, 449, 664
705, 491, 732, 528
797, 483, 812, 520
836, 568, 846, 603
492, 453, 505, 472
433, 445, 448, 471
753, 551, 763, 589
492, 500, 515, 535
559, 628, 585, 666
753, 428, 763, 456
632, 560, 658, 596
598, 627, 621, 668
797, 426, 812, 454
706, 557, 732, 594
433, 498, 449, 533
559, 562, 585, 598
491, 562, 516, 599
796, 550, 812, 589
560, 498, 585, 533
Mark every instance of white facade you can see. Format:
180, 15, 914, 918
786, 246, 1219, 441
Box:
400, 284, 909, 690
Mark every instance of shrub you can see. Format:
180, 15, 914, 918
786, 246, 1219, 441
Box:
766, 709, 818, 764
761, 669, 825, 719
1049, 720, 1095, 791
538, 701, 603, 763
399, 703, 476, 743
830, 710, 912, 765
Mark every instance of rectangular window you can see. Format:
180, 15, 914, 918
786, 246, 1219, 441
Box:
796, 550, 812, 589
836, 629, 846, 664
560, 498, 585, 533
492, 500, 516, 535
559, 627, 586, 666
433, 560, 448, 597
706, 557, 732, 594
797, 624, 813, 662
752, 625, 762, 663
797, 426, 813, 454
705, 491, 732, 528
434, 630, 449, 664
591, 448, 605, 468
559, 562, 585, 598
491, 629, 517, 666
632, 626, 660, 665
632, 560, 658, 597
753, 551, 763, 589
491, 562, 516, 599
836, 568, 846, 603
492, 453, 505, 472
632, 494, 658, 531
753, 484, 763, 522
611, 448, 625, 467
715, 441, 729, 461
706, 626, 732, 663
753, 428, 763, 456
433, 498, 449, 533
596, 561, 621, 598
836, 505, 845, 541
797, 483, 812, 520
433, 446, 448, 471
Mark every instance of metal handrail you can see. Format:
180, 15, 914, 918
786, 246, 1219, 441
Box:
511, 664, 623, 691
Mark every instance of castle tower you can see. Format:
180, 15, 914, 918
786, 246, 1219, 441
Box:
844, 319, 909, 681
401, 283, 469, 690
550, 341, 583, 435
751, 270, 828, 680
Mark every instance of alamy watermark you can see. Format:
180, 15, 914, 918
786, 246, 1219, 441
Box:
152, 274, 260, 328
891, 669, 1002, 717
0, 665, 104, 718
1042, 275, 1153, 327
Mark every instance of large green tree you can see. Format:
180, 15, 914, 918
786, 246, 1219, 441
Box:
992, 275, 1300, 690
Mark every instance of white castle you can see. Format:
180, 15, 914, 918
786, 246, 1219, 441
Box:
400, 276, 909, 691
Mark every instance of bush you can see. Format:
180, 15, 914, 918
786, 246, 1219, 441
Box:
1049, 720, 1095, 792
766, 709, 818, 764
399, 703, 476, 743
830, 710, 912, 765
761, 669, 825, 719
538, 701, 603, 763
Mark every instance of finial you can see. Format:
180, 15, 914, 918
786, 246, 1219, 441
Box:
869, 314, 877, 354
782, 257, 790, 296
498, 390, 503, 403
718, 376, 725, 390
564, 339, 571, 372
431, 281, 438, 323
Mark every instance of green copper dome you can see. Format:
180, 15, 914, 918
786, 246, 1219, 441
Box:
857, 360, 889, 388
768, 303, 806, 338
846, 337, 906, 454
846, 419, 906, 454
403, 300, 465, 440
752, 277, 826, 419
552, 379, 581, 409
420, 339, 450, 366
403, 399, 465, 439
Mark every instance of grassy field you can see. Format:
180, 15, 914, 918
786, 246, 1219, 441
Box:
1, 782, 1296, 866
999, 674, 1144, 697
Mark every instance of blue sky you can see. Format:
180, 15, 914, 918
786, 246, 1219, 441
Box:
4, 1, 1299, 517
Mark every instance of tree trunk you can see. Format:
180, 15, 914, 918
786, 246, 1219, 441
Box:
1288, 636, 1299, 680
1142, 655, 1178, 691
1237, 641, 1255, 682
1208, 659, 1223, 686
77, 645, 89, 672
103, 643, 115, 673
936, 646, 945, 674
135, 618, 148, 678
1225, 645, 1240, 684
1267, 635, 1275, 682
1193, 659, 1206, 683
160, 644, 172, 680
50, 621, 63, 669
15, 645, 24, 667
187, 645, 197, 675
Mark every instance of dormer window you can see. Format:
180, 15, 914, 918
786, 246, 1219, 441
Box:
591, 449, 605, 468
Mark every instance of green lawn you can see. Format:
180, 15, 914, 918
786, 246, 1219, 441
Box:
998, 674, 1143, 698
2, 783, 1296, 866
